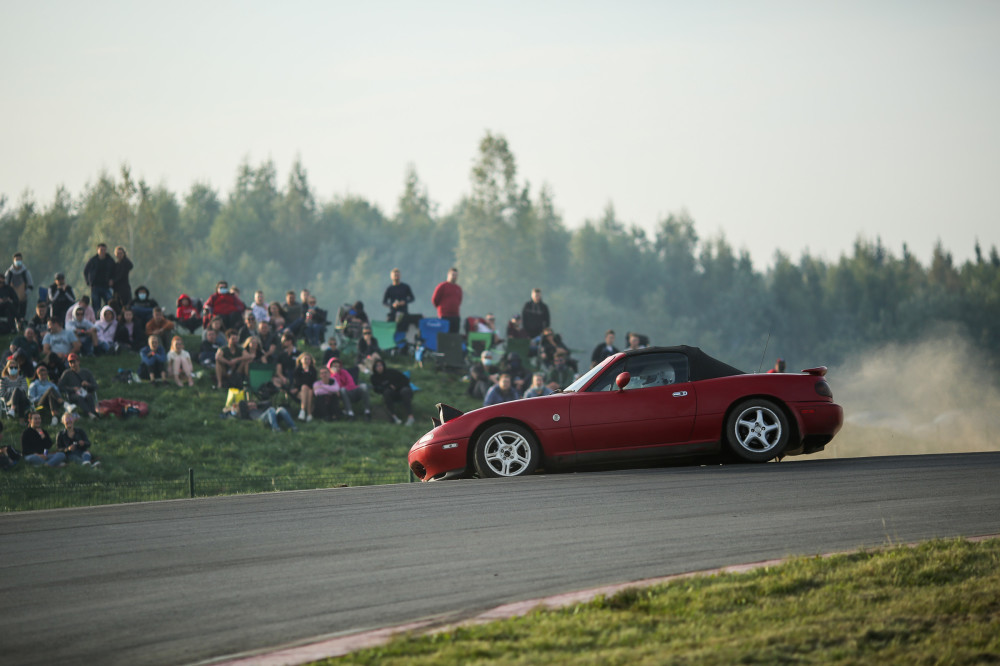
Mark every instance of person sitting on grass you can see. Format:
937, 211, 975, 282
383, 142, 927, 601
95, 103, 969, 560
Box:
545, 352, 576, 392
167, 335, 195, 387
483, 372, 520, 407
326, 357, 372, 421
144, 306, 175, 347
138, 334, 168, 384
370, 358, 415, 426
356, 324, 382, 373
1, 356, 32, 421
114, 307, 145, 353
1, 421, 23, 471
57, 353, 99, 419
28, 365, 64, 426
312, 366, 343, 422
215, 331, 250, 390
198, 328, 222, 367
174, 294, 201, 334
320, 336, 341, 366
56, 413, 99, 467
94, 305, 118, 355
10, 324, 42, 364
224, 398, 297, 433
292, 352, 318, 422
66, 305, 99, 356
21, 412, 66, 467
523, 371, 554, 398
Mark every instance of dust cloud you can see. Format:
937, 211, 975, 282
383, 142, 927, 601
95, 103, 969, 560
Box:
809, 332, 1000, 459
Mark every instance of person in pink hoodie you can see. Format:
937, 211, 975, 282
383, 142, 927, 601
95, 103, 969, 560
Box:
325, 357, 371, 421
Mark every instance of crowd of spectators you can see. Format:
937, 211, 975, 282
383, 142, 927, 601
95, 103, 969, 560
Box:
2, 252, 659, 472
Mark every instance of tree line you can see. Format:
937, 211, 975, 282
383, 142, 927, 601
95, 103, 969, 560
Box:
2, 131, 998, 373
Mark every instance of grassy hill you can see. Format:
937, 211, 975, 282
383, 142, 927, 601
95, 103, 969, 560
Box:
1, 333, 483, 511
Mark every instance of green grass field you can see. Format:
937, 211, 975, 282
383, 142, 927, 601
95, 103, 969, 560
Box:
1, 334, 484, 511
326, 538, 1000, 665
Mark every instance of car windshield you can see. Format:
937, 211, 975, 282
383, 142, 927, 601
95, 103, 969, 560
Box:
563, 354, 618, 392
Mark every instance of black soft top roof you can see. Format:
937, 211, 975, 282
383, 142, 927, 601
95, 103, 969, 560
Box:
623, 345, 745, 382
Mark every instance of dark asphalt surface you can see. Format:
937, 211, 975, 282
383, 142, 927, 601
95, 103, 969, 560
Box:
2, 452, 998, 666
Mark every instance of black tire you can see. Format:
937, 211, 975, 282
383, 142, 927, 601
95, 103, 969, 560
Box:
725, 398, 790, 463
473, 423, 540, 478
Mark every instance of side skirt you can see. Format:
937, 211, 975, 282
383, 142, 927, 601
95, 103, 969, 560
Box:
546, 441, 721, 471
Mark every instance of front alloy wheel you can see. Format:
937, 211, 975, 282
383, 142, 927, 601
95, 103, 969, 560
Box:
474, 423, 540, 478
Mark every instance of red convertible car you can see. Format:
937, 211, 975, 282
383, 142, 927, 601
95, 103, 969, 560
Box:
408, 346, 843, 481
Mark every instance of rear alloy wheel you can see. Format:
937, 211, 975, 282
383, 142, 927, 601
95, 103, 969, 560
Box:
726, 398, 790, 463
474, 423, 540, 478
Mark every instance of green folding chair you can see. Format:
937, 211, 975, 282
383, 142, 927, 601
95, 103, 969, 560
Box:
369, 320, 398, 355
505, 337, 533, 368
466, 331, 494, 359
247, 362, 276, 398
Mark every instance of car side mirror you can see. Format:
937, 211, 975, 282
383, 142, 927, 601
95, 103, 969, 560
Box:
615, 372, 630, 392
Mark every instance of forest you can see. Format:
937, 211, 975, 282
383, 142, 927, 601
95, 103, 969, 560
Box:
2, 131, 998, 373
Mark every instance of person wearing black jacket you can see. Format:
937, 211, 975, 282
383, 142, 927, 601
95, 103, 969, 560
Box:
21, 412, 66, 467
1, 419, 22, 470
84, 243, 116, 311
520, 288, 550, 339
370, 359, 414, 426
382, 268, 415, 322
47, 273, 77, 324
112, 246, 133, 308
114, 307, 145, 352
56, 413, 98, 466
590, 330, 620, 368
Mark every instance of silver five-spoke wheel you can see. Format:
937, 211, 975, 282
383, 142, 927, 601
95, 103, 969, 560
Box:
725, 398, 790, 463
474, 423, 540, 478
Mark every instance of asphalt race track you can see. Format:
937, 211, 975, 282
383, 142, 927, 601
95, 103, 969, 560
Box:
3, 452, 999, 666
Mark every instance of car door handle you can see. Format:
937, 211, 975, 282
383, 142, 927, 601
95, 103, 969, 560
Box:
673, 391, 688, 397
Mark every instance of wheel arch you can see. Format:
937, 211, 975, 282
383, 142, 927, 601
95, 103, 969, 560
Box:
720, 394, 802, 447
465, 417, 544, 473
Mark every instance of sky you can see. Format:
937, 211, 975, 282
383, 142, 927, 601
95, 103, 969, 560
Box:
2, 0, 998, 269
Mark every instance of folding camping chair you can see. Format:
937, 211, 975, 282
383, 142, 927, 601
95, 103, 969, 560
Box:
369, 320, 399, 356
504, 337, 533, 369
247, 362, 277, 399
418, 317, 450, 352
432, 332, 466, 372
466, 331, 494, 360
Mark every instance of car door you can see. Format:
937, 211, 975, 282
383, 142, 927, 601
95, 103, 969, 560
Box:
568, 352, 696, 453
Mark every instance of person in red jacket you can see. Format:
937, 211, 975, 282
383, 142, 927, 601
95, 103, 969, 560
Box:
431, 267, 462, 333
202, 280, 245, 329
175, 294, 201, 333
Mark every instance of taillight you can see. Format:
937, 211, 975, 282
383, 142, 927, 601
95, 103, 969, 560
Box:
814, 380, 832, 398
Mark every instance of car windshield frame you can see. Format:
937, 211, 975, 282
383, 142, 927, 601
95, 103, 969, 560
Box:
563, 353, 619, 393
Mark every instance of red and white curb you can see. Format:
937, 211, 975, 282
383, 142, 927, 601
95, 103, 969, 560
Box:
211, 534, 997, 666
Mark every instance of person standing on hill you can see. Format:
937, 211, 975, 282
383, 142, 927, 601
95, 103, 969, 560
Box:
520, 287, 550, 339
432, 267, 462, 334
383, 267, 415, 322
5, 252, 33, 321
83, 243, 116, 311
112, 246, 133, 309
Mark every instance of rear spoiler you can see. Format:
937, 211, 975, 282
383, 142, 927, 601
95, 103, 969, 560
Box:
432, 402, 465, 428
802, 366, 827, 377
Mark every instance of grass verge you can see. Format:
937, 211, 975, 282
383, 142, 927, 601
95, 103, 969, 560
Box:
325, 538, 1000, 665
1, 334, 485, 511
